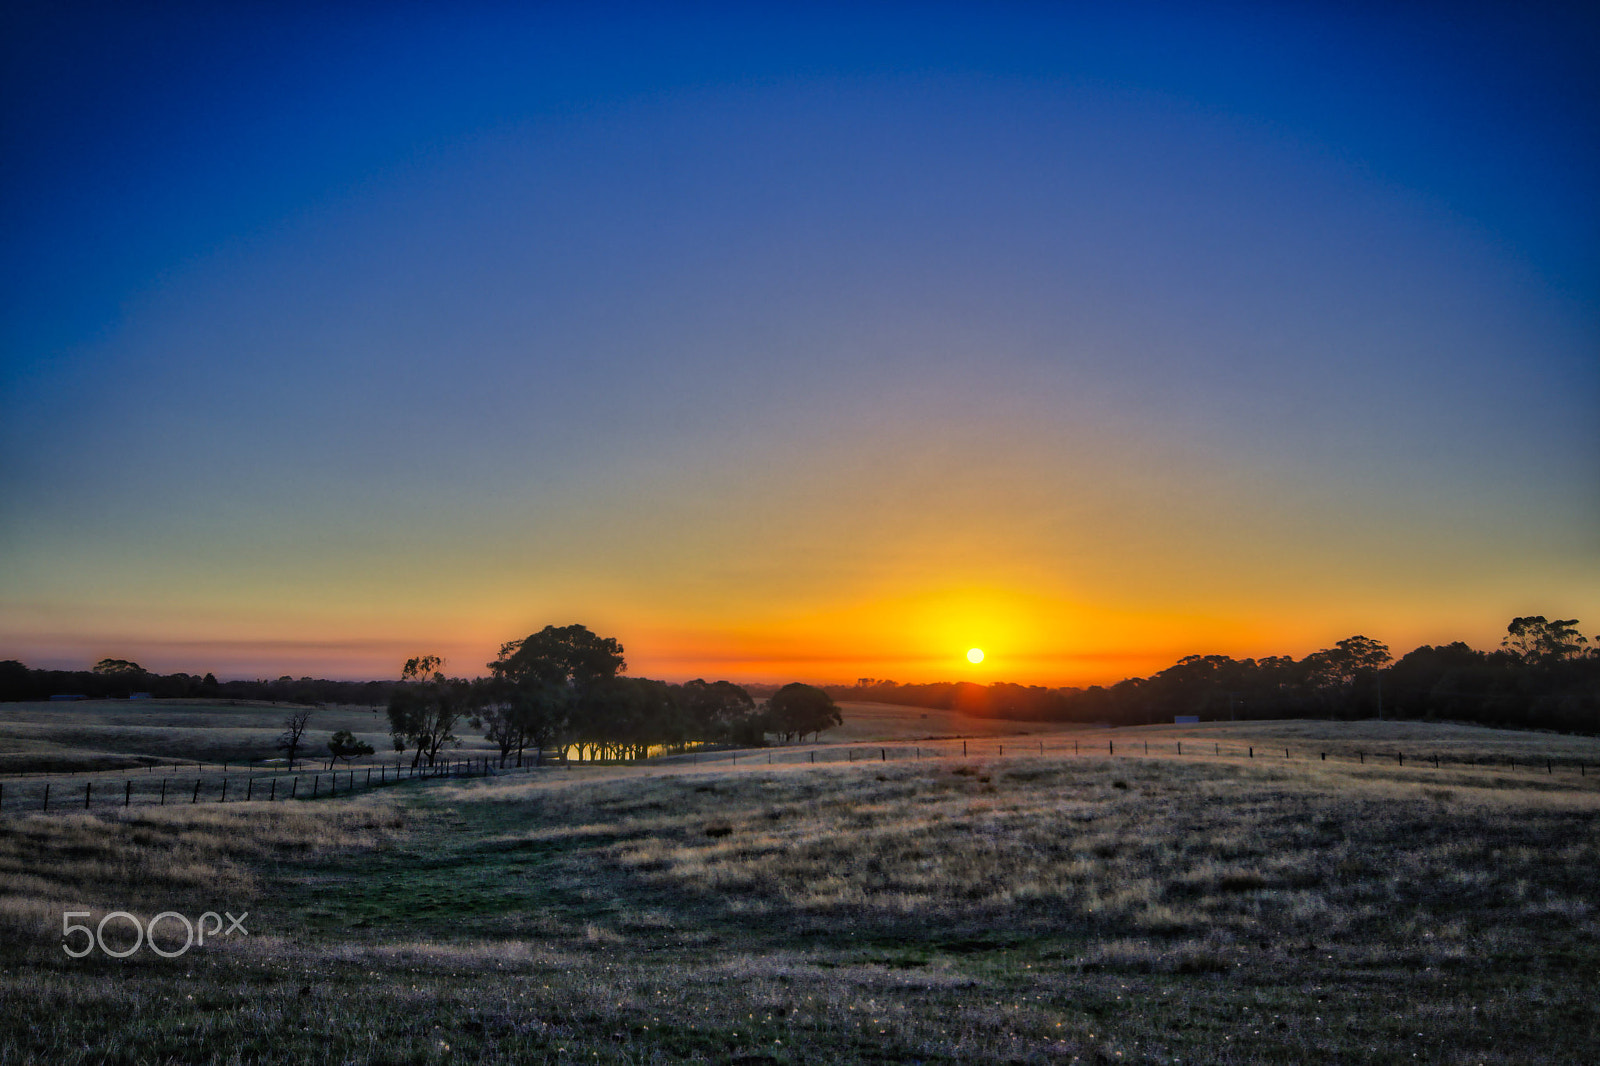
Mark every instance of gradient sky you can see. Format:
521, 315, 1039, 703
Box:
2, 3, 1596, 684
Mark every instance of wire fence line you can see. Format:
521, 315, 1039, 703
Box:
2, 734, 1596, 816
0, 756, 494, 814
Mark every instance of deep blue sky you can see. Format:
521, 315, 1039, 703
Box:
2, 3, 1596, 680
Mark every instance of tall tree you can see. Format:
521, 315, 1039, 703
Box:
766, 682, 841, 742
681, 679, 760, 745
470, 676, 523, 768
487, 625, 625, 762
1503, 616, 1589, 666
277, 709, 312, 770
387, 655, 463, 768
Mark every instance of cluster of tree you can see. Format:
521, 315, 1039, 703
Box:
273, 708, 375, 770
385, 625, 843, 768
836, 617, 1600, 733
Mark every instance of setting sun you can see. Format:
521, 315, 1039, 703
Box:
967, 647, 985, 664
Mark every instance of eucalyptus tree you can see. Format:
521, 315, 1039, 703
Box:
387, 655, 465, 768
488, 625, 625, 763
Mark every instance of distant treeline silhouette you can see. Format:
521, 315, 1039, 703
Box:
4, 615, 1595, 735
829, 617, 1600, 733
0, 658, 399, 706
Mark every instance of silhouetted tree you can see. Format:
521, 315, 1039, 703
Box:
387, 655, 463, 768
277, 709, 312, 769
488, 625, 625, 762
326, 729, 375, 769
1503, 616, 1589, 666
681, 678, 762, 744
766, 683, 841, 742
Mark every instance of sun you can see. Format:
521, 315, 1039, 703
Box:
966, 647, 985, 664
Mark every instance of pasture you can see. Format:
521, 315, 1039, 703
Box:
1, 702, 1598, 1063
0, 699, 404, 775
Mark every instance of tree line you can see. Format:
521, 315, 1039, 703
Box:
5, 614, 1593, 738
833, 616, 1600, 733
0, 658, 399, 706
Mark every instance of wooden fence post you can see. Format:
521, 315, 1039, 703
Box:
220, 779, 227, 802
43, 783, 49, 812
270, 778, 276, 802
246, 778, 253, 801
192, 780, 200, 803
124, 781, 130, 807
160, 779, 166, 805
85, 782, 92, 809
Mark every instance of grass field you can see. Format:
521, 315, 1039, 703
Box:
3, 703, 1598, 1063
0, 700, 409, 774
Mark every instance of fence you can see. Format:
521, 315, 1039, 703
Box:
0, 755, 498, 814
0, 736, 1594, 815
660, 737, 1595, 777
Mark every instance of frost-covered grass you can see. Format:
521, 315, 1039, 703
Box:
3, 728, 1598, 1063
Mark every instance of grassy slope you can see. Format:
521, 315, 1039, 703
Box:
3, 721, 1598, 1064
0, 700, 406, 773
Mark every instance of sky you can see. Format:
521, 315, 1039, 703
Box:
2, 2, 1596, 685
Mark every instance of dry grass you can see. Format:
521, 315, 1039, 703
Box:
0, 700, 431, 773
0, 799, 404, 956
3, 721, 1598, 1063
465, 754, 1600, 952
